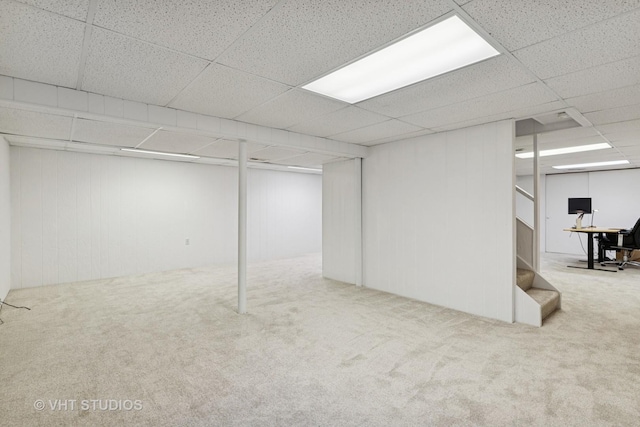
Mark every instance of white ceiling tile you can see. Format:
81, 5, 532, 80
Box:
276, 152, 342, 167
536, 126, 601, 144
358, 55, 535, 118
601, 130, 640, 147
81, 28, 208, 105
171, 64, 290, 119
462, 0, 640, 50
598, 119, 640, 135
139, 130, 218, 154
584, 104, 640, 126
0, 1, 85, 87
73, 119, 155, 147
0, 107, 72, 140
288, 106, 390, 138
217, 0, 453, 85
544, 55, 640, 99
15, 0, 89, 20
514, 9, 640, 79
332, 119, 423, 145
403, 83, 558, 129
515, 135, 609, 152
248, 146, 306, 162
236, 89, 345, 129
431, 101, 566, 132
568, 85, 640, 113
361, 128, 436, 146
192, 139, 268, 159
93, 0, 277, 60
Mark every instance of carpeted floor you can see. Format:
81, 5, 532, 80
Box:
0, 253, 639, 426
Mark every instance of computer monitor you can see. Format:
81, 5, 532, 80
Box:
568, 197, 592, 214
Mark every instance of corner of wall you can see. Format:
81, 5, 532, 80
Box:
0, 135, 10, 302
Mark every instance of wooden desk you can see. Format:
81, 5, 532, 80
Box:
563, 227, 621, 271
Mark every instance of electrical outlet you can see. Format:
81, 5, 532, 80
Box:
185, 238, 190, 246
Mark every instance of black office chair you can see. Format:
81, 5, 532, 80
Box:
600, 217, 640, 270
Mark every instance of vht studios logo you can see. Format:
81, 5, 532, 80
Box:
34, 399, 143, 411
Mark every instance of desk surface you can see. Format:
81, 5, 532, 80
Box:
563, 227, 622, 233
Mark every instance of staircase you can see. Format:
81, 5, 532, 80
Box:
516, 268, 560, 326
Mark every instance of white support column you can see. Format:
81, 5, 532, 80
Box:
354, 158, 363, 286
238, 140, 247, 314
533, 133, 540, 272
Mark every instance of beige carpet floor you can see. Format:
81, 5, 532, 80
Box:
1, 253, 639, 426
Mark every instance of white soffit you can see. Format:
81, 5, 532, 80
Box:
514, 9, 640, 80
170, 64, 290, 119
139, 130, 218, 154
236, 89, 345, 129
192, 139, 269, 159
93, 0, 277, 60
0, 106, 73, 140
461, 0, 640, 51
0, 1, 85, 87
216, 0, 452, 86
358, 55, 534, 118
288, 106, 390, 138
73, 118, 155, 147
81, 28, 209, 105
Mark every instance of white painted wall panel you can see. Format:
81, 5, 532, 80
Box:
363, 121, 515, 322
9, 147, 21, 292
545, 168, 640, 255
0, 136, 10, 301
10, 147, 321, 288
248, 169, 322, 262
322, 159, 359, 284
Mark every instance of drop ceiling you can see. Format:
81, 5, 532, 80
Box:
0, 0, 639, 175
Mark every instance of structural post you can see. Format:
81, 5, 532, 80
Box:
533, 133, 540, 271
238, 140, 247, 314
354, 158, 363, 286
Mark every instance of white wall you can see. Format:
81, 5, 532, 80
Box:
10, 147, 321, 289
0, 136, 10, 301
545, 168, 640, 254
248, 168, 322, 262
322, 159, 360, 284
363, 121, 515, 322
516, 174, 546, 256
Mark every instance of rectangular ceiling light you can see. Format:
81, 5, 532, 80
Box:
302, 15, 499, 103
121, 148, 200, 159
552, 160, 629, 170
516, 142, 611, 159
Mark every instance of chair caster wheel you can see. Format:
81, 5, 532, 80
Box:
619, 267, 624, 271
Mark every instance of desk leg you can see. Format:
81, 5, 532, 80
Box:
597, 232, 604, 263
588, 233, 594, 269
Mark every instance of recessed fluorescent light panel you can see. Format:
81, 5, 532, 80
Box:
552, 160, 629, 170
516, 142, 611, 159
121, 148, 200, 159
302, 15, 499, 103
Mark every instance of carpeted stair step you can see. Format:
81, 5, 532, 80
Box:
526, 288, 560, 320
516, 268, 535, 291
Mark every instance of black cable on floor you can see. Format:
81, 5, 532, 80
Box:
0, 300, 31, 310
